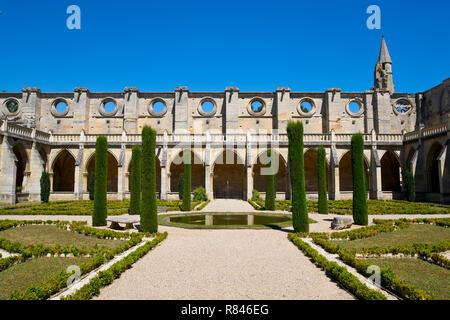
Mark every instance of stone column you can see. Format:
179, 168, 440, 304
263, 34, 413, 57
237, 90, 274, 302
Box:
204, 132, 212, 199
160, 132, 168, 200
74, 143, 84, 200
117, 141, 127, 201
246, 133, 253, 200
370, 147, 383, 200
0, 137, 17, 204
329, 135, 340, 200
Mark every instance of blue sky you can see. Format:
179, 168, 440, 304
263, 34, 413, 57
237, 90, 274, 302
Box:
0, 0, 448, 93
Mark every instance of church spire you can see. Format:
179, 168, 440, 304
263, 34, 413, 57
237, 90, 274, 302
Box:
374, 35, 394, 93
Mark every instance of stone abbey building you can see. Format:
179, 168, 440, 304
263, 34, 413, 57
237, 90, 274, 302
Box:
0, 37, 449, 204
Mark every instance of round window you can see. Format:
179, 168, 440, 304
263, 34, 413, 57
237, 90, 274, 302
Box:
201, 101, 214, 113
104, 101, 116, 113
99, 98, 118, 116
5, 99, 19, 114
55, 101, 68, 114
197, 98, 217, 117
149, 99, 168, 116
394, 99, 412, 114
297, 98, 316, 116
346, 100, 363, 117
251, 100, 263, 113
247, 98, 266, 115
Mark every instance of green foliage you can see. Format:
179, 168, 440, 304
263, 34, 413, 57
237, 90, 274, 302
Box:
40, 172, 50, 203
93, 136, 108, 226
178, 173, 184, 201
251, 189, 262, 202
129, 146, 142, 215
88, 172, 95, 201
193, 187, 207, 202
182, 151, 192, 211
351, 134, 368, 225
317, 146, 328, 214
196, 199, 210, 210
405, 170, 415, 202
265, 150, 276, 211
140, 126, 158, 232
287, 121, 309, 232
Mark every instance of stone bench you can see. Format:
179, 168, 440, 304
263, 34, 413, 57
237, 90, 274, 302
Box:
106, 217, 139, 230
157, 206, 167, 213
331, 217, 353, 230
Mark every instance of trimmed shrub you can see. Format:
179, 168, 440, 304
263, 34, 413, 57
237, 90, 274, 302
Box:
351, 133, 368, 225
40, 172, 50, 203
129, 145, 142, 215
182, 151, 191, 211
405, 170, 415, 202
287, 121, 309, 232
252, 189, 262, 202
88, 172, 95, 201
193, 187, 207, 202
265, 150, 276, 211
93, 136, 108, 226
140, 126, 158, 233
317, 146, 328, 214
178, 173, 184, 201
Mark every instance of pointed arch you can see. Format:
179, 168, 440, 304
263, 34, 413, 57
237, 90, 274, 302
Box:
12, 143, 28, 191
52, 150, 75, 192
339, 150, 369, 192
380, 150, 401, 191
426, 142, 443, 193
252, 150, 288, 193
170, 150, 205, 193
213, 149, 245, 199
86, 151, 119, 192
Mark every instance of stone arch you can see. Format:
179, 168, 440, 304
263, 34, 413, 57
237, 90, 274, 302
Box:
128, 156, 161, 195
12, 143, 28, 192
213, 149, 246, 199
426, 142, 443, 193
252, 150, 288, 193
86, 151, 119, 192
52, 150, 75, 192
380, 150, 401, 191
304, 149, 330, 192
339, 150, 369, 192
170, 150, 205, 193
405, 147, 416, 172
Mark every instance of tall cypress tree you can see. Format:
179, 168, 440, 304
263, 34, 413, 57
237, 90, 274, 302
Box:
88, 172, 95, 201
405, 170, 415, 202
93, 135, 108, 226
40, 171, 50, 203
317, 146, 328, 214
265, 149, 276, 211
129, 145, 142, 215
141, 126, 158, 232
351, 133, 368, 225
287, 121, 309, 233
182, 150, 191, 211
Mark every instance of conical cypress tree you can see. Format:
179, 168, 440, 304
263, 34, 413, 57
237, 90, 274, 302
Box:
88, 172, 95, 201
93, 135, 108, 226
287, 121, 309, 233
182, 150, 191, 211
351, 133, 368, 225
178, 173, 184, 201
129, 145, 142, 215
405, 170, 415, 202
40, 171, 50, 203
265, 149, 276, 211
141, 126, 158, 232
317, 146, 328, 214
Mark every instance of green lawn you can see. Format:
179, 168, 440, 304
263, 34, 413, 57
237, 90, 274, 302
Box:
0, 225, 125, 249
333, 224, 450, 250
273, 199, 450, 215
365, 258, 450, 300
0, 256, 90, 300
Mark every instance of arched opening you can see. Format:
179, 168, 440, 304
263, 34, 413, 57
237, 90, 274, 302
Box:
213, 150, 245, 199
406, 148, 415, 172
380, 151, 401, 191
253, 151, 287, 193
339, 151, 369, 192
170, 151, 205, 193
52, 150, 75, 192
86, 152, 119, 192
426, 143, 443, 193
12, 144, 28, 193
128, 157, 161, 196
303, 149, 330, 192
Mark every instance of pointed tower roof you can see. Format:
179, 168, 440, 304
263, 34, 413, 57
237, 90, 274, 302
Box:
377, 35, 392, 64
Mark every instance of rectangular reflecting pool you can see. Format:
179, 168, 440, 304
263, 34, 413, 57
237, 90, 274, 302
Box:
168, 214, 290, 227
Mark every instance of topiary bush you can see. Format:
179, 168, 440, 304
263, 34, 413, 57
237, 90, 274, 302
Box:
182, 150, 191, 211
351, 133, 368, 225
140, 126, 158, 233
265, 149, 276, 211
317, 146, 328, 214
129, 145, 142, 215
252, 189, 262, 202
88, 172, 95, 201
287, 120, 309, 232
178, 173, 184, 201
193, 187, 207, 201
40, 171, 50, 203
405, 170, 415, 202
93, 135, 108, 226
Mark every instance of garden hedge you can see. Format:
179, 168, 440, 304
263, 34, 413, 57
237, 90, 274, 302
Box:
351, 134, 368, 225
40, 171, 50, 203
287, 121, 309, 232
182, 150, 191, 211
141, 126, 158, 232
129, 145, 142, 215
265, 150, 276, 211
317, 146, 328, 214
93, 136, 108, 226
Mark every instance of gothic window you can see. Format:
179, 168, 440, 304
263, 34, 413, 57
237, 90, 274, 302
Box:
393, 99, 412, 114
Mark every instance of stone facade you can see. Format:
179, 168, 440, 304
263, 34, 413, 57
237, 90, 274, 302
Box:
0, 37, 448, 204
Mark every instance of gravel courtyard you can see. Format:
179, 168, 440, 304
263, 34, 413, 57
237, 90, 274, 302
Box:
95, 225, 354, 300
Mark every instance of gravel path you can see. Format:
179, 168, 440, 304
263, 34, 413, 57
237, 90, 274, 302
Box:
95, 225, 355, 300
